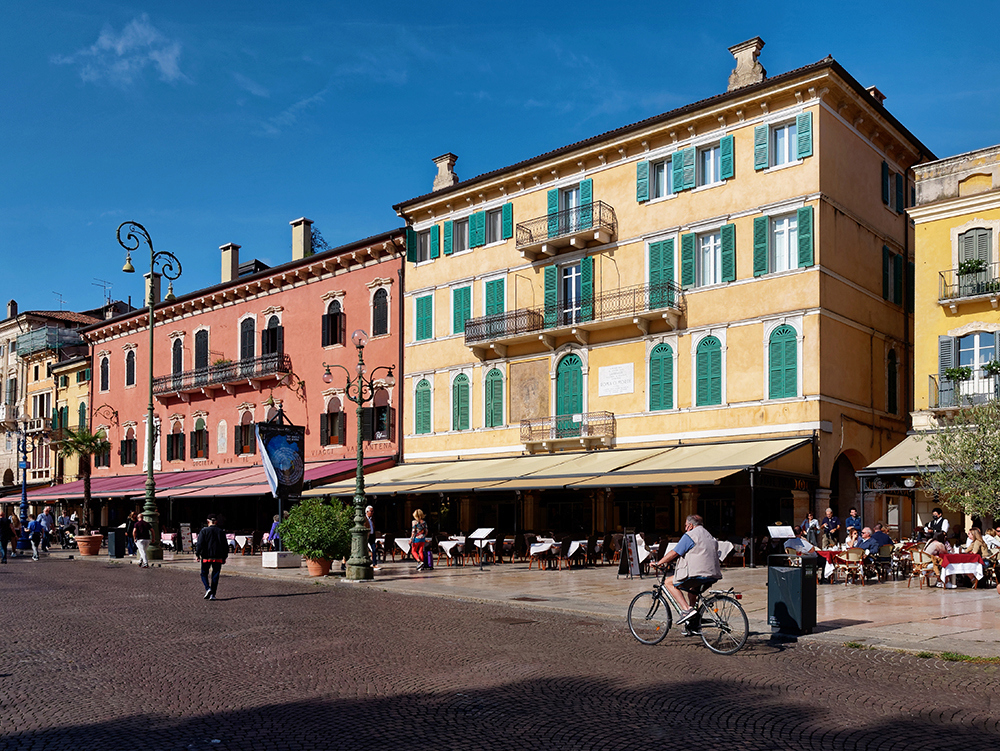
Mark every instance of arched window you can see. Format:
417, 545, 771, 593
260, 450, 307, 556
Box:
191, 417, 208, 459
452, 374, 470, 431
649, 343, 674, 411
321, 397, 345, 446
696, 336, 722, 406
167, 422, 185, 462
121, 427, 138, 466
100, 357, 109, 392
236, 412, 256, 455
262, 314, 283, 356
240, 318, 256, 371
414, 379, 431, 435
373, 288, 389, 336
556, 353, 583, 436
887, 349, 898, 414
194, 330, 209, 370
484, 369, 504, 427
768, 326, 797, 400
125, 350, 135, 387
322, 300, 345, 346
171, 339, 183, 390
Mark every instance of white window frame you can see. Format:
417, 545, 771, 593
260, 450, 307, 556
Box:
770, 213, 799, 274
453, 217, 470, 253
771, 121, 798, 167
561, 261, 582, 325
697, 143, 721, 187
650, 157, 674, 200
485, 208, 503, 245
415, 229, 431, 263
697, 231, 722, 287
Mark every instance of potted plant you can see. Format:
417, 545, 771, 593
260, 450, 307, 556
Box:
278, 497, 352, 576
56, 427, 111, 555
944, 366, 972, 382
982, 360, 1000, 377
958, 258, 988, 296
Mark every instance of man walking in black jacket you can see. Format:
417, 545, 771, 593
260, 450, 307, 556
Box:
195, 515, 229, 600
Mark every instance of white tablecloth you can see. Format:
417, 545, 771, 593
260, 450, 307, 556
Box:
717, 539, 734, 561
439, 540, 462, 559
942, 561, 984, 580
394, 537, 411, 556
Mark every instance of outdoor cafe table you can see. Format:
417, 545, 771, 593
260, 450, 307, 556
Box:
940, 553, 985, 583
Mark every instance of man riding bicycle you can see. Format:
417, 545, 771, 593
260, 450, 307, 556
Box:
652, 514, 722, 625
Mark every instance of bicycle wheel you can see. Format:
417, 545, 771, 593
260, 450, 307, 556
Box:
698, 594, 749, 655
627, 591, 672, 645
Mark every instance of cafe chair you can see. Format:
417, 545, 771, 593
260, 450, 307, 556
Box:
510, 533, 528, 563
601, 533, 614, 565
832, 548, 866, 585
874, 544, 895, 581
907, 549, 937, 588
784, 546, 803, 567
528, 539, 552, 570
586, 533, 600, 566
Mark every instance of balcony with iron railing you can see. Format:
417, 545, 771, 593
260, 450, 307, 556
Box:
153, 353, 291, 399
0, 403, 18, 426
465, 280, 682, 358
516, 201, 617, 261
521, 411, 615, 453
939, 261, 1000, 311
928, 372, 1000, 409
24, 417, 52, 434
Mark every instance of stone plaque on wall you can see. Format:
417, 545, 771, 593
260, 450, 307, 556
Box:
509, 359, 549, 423
598, 363, 633, 397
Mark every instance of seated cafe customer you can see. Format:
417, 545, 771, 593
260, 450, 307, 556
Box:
870, 524, 892, 548
784, 526, 818, 558
924, 532, 949, 586
856, 527, 881, 556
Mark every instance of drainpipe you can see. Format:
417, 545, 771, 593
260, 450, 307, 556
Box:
903, 165, 913, 419
396, 262, 405, 466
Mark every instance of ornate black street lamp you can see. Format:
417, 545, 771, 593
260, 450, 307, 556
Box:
15, 421, 40, 552
118, 221, 181, 561
322, 330, 395, 580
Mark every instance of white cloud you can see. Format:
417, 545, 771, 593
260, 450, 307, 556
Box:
233, 72, 269, 98
260, 90, 328, 137
51, 14, 188, 87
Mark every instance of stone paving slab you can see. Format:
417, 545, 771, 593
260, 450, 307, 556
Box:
23, 546, 1000, 657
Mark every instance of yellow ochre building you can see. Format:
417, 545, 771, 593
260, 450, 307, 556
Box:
349, 40, 934, 546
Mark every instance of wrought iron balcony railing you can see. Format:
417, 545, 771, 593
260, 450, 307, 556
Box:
515, 201, 617, 253
939, 262, 1000, 301
929, 372, 1000, 409
465, 280, 682, 346
153, 353, 291, 396
520, 411, 615, 449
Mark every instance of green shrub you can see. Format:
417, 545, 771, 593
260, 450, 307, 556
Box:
279, 497, 353, 561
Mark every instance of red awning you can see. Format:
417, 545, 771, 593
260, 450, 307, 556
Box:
25, 468, 243, 503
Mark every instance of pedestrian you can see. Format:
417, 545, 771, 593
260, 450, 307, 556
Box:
0, 512, 12, 564
820, 507, 840, 548
27, 514, 42, 561
133, 512, 152, 568
365, 505, 379, 570
39, 506, 55, 552
56, 509, 71, 548
9, 512, 22, 558
268, 514, 280, 549
410, 509, 428, 572
125, 511, 137, 556
195, 515, 228, 600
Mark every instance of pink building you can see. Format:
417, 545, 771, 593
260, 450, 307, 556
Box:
31, 220, 404, 532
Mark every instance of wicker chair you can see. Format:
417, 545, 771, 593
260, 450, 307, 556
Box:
832, 548, 866, 585
907, 549, 936, 588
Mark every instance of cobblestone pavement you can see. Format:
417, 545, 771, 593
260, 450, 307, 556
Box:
2, 558, 999, 751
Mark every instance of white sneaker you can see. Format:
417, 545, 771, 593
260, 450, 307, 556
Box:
677, 608, 698, 625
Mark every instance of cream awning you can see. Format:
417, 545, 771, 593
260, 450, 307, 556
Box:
859, 433, 936, 476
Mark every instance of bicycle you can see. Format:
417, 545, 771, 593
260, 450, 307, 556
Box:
627, 565, 749, 654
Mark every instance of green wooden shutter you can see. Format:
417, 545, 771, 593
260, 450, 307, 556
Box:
895, 172, 905, 213
579, 179, 593, 229
663, 238, 675, 306
636, 160, 650, 202
881, 161, 890, 205
649, 344, 673, 411
769, 326, 797, 399
795, 112, 813, 159
485, 369, 503, 427
649, 241, 663, 307
753, 216, 769, 277
547, 189, 559, 238
754, 125, 769, 170
453, 287, 471, 334
680, 233, 696, 288
937, 335, 957, 407
544, 265, 558, 328
443, 220, 454, 255
429, 224, 440, 259
882, 246, 891, 300
415, 380, 430, 434
452, 375, 469, 431
906, 261, 915, 313
681, 147, 695, 190
501, 202, 513, 240
893, 254, 903, 304
486, 279, 504, 316
78, 402, 87, 429
672, 151, 685, 192
473, 211, 487, 247
405, 227, 417, 263
580, 255, 594, 321
797, 206, 814, 268
696, 337, 722, 407
416, 295, 432, 340
720, 223, 736, 283
719, 135, 735, 180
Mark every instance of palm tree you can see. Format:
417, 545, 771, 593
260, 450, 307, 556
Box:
57, 427, 111, 530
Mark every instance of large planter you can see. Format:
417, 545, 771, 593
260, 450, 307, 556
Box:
305, 557, 332, 577
76, 534, 103, 556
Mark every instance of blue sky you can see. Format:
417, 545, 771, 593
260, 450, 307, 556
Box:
2, 1, 998, 315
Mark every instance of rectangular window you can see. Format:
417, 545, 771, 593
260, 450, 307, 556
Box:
94, 447, 111, 468
454, 218, 469, 252
697, 232, 722, 287
120, 439, 138, 466
453, 286, 471, 335
561, 263, 582, 325
235, 425, 256, 455
771, 121, 797, 167
415, 295, 433, 341
485, 209, 503, 244
882, 247, 905, 305
415, 230, 430, 263
770, 214, 799, 273
651, 159, 673, 199
698, 144, 721, 186
320, 412, 346, 446
166, 433, 185, 462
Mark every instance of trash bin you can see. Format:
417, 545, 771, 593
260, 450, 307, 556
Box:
767, 554, 818, 635
107, 529, 126, 559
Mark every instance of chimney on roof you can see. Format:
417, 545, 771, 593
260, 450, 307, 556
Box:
432, 153, 459, 191
220, 243, 241, 283
727, 37, 766, 92
290, 218, 313, 260
866, 86, 887, 105
7, 300, 17, 319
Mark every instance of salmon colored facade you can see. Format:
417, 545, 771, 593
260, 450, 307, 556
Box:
79, 221, 404, 529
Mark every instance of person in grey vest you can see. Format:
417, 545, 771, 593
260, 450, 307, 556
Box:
652, 514, 722, 625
